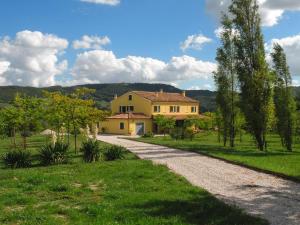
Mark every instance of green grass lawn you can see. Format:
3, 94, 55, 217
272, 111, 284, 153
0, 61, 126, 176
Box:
0, 134, 268, 225
137, 132, 300, 181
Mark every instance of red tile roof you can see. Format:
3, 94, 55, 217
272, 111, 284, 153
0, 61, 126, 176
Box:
162, 114, 209, 120
107, 113, 208, 121
107, 113, 151, 119
132, 91, 198, 103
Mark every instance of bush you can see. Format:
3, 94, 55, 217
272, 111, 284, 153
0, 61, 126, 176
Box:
184, 127, 197, 140
170, 127, 184, 140
38, 142, 69, 166
80, 139, 101, 163
103, 145, 125, 161
3, 150, 31, 169
142, 131, 154, 138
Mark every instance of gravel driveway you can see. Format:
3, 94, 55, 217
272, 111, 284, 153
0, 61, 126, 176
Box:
97, 135, 300, 225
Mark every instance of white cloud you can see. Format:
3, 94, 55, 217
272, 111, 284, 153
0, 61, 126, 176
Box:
0, 30, 68, 87
188, 84, 213, 90
0, 61, 10, 85
206, 0, 300, 27
180, 34, 212, 51
0, 61, 10, 74
71, 50, 216, 85
80, 0, 120, 6
266, 34, 300, 77
73, 35, 111, 50
292, 79, 300, 86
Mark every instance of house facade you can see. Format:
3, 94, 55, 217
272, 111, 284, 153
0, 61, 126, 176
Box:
99, 90, 201, 135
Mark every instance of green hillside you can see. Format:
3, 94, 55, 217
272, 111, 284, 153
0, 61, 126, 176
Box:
0, 83, 217, 112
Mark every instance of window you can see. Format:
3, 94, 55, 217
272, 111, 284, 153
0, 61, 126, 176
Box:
127, 106, 134, 112
154, 105, 160, 113
170, 106, 174, 113
120, 122, 125, 130
128, 95, 132, 101
170, 106, 180, 113
191, 106, 197, 113
120, 106, 127, 113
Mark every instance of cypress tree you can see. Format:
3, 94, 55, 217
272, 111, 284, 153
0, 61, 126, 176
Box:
271, 43, 296, 151
214, 15, 238, 147
229, 0, 273, 151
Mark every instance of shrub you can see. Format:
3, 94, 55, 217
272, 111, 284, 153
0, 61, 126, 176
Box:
170, 127, 184, 140
142, 131, 154, 138
80, 139, 101, 163
103, 145, 125, 161
38, 142, 69, 166
184, 127, 197, 140
3, 150, 31, 169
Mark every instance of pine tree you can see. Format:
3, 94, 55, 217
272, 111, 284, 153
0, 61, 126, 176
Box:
271, 43, 296, 151
229, 0, 273, 151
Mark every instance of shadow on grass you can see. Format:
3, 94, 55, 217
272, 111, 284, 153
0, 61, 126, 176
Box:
130, 194, 268, 225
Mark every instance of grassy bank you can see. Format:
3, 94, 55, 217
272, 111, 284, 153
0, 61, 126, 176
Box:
137, 132, 300, 181
0, 135, 267, 225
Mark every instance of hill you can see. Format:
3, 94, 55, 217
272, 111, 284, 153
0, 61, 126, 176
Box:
0, 83, 217, 112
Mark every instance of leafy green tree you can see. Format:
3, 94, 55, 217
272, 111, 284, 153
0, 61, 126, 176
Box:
214, 15, 239, 147
271, 44, 296, 151
14, 94, 43, 150
43, 91, 68, 142
230, 0, 273, 151
0, 106, 20, 148
154, 115, 176, 135
65, 88, 97, 153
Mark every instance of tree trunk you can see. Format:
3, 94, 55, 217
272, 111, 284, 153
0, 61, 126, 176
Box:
13, 126, 17, 150
23, 136, 27, 150
239, 129, 243, 143
67, 121, 70, 145
74, 126, 77, 154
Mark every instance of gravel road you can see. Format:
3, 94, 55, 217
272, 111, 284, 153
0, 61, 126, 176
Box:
97, 135, 300, 225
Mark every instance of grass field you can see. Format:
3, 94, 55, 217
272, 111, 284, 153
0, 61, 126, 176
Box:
137, 132, 300, 181
0, 135, 267, 225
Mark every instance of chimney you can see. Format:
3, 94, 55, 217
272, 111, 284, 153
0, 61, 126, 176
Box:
114, 94, 118, 99
160, 89, 163, 93
155, 92, 159, 97
182, 91, 186, 97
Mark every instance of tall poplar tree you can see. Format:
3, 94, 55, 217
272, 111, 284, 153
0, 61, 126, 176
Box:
271, 43, 296, 151
214, 15, 238, 147
229, 0, 273, 151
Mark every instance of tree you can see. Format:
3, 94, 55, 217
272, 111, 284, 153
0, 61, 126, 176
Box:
230, 0, 273, 151
154, 115, 176, 135
0, 106, 20, 148
14, 94, 43, 150
214, 15, 239, 148
43, 91, 68, 142
66, 88, 96, 154
271, 44, 296, 151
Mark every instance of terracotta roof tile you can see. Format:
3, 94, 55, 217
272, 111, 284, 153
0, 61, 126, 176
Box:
107, 113, 151, 119
162, 114, 208, 120
132, 91, 198, 103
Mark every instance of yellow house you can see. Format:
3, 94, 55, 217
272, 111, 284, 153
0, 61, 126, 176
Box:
100, 90, 202, 135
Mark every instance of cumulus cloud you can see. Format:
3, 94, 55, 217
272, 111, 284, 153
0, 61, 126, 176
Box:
180, 34, 212, 51
80, 0, 120, 6
73, 35, 111, 50
188, 84, 213, 90
71, 50, 216, 85
206, 0, 300, 27
0, 61, 10, 85
266, 34, 300, 77
0, 30, 68, 87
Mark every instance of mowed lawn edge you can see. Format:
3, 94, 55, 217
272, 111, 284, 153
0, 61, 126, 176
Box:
0, 135, 268, 225
133, 134, 300, 182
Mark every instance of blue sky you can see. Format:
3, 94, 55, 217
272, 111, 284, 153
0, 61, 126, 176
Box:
0, 0, 300, 90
